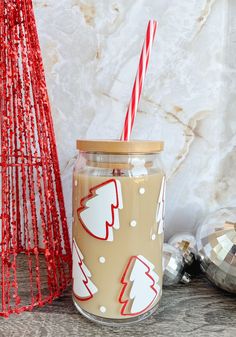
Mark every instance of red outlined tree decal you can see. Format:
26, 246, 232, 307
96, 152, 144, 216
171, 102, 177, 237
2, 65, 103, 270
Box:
77, 179, 123, 241
72, 239, 98, 301
119, 255, 160, 316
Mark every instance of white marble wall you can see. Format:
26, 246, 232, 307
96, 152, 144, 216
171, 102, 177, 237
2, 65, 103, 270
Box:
33, 0, 235, 239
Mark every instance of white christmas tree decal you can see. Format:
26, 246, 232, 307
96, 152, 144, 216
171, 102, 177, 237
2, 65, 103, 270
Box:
119, 255, 160, 316
156, 176, 166, 234
72, 239, 98, 301
78, 179, 123, 241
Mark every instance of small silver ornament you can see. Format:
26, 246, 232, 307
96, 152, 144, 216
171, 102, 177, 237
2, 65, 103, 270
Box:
168, 232, 197, 267
163, 243, 190, 286
196, 207, 236, 293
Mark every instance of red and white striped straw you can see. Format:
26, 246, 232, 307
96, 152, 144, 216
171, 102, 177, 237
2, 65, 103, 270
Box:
120, 20, 158, 141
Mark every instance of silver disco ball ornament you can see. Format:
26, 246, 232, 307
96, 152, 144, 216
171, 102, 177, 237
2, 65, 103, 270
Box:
163, 243, 190, 286
196, 208, 236, 293
168, 232, 197, 267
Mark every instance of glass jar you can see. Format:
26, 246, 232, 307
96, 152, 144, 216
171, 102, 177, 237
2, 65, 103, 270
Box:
72, 140, 165, 326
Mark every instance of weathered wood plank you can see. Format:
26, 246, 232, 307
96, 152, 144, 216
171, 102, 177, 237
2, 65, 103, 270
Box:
0, 275, 235, 337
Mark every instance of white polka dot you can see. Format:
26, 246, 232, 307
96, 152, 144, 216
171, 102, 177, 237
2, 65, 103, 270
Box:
99, 306, 106, 313
74, 180, 78, 187
99, 256, 106, 264
130, 220, 137, 227
139, 187, 145, 195
151, 234, 156, 240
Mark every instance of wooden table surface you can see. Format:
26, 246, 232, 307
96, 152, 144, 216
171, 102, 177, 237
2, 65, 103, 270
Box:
1, 275, 235, 337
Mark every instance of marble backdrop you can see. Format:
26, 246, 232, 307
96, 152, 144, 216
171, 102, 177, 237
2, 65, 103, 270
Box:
33, 0, 235, 239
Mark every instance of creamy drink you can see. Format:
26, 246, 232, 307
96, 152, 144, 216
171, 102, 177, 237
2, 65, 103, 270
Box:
72, 140, 165, 324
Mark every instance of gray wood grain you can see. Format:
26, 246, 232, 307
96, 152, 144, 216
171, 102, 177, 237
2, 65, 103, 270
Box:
1, 275, 235, 337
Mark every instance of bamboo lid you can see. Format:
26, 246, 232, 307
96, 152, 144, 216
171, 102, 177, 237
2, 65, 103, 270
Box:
76, 140, 164, 154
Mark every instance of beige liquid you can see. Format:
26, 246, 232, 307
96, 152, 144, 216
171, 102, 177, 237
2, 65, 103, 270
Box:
72, 171, 164, 319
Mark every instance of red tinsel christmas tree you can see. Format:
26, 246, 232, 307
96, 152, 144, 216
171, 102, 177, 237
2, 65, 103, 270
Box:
0, 0, 72, 316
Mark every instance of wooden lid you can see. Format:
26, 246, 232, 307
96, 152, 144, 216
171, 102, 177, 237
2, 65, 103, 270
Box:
76, 140, 164, 154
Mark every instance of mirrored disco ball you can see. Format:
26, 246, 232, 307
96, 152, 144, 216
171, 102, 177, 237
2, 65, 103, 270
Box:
163, 243, 190, 286
168, 232, 197, 266
196, 208, 236, 293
